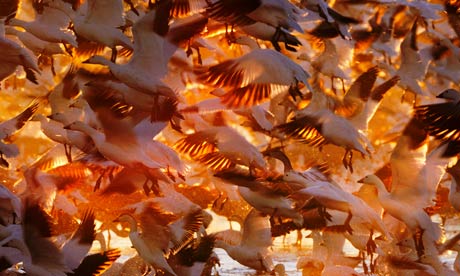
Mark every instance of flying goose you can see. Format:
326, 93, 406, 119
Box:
213, 208, 276, 273
207, 0, 306, 48
196, 48, 311, 108
7, 1, 78, 50
11, 200, 71, 275
82, 5, 177, 100
0, 100, 39, 168
174, 125, 267, 173
49, 0, 134, 62
113, 204, 204, 276
0, 19, 40, 84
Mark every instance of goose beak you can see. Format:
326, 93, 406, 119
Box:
357, 178, 365, 184
63, 124, 71, 130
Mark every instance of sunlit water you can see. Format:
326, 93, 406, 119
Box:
104, 217, 459, 275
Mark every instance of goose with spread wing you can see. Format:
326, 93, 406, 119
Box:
196, 48, 311, 108
213, 208, 276, 273
358, 118, 447, 257
49, 0, 133, 62
114, 204, 203, 276
174, 125, 266, 173
82, 5, 177, 99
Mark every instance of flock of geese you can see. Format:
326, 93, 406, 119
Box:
1, 0, 460, 275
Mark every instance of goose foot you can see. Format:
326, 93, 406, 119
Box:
318, 206, 332, 221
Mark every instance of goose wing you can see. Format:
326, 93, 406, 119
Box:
389, 118, 430, 209
241, 208, 272, 248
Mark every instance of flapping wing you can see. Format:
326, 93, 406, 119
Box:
415, 101, 460, 142
241, 208, 272, 248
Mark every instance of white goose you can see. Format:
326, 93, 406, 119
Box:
49, 0, 133, 62
0, 100, 39, 167
207, 0, 306, 39
63, 120, 163, 172
213, 208, 275, 273
61, 210, 96, 271
11, 200, 71, 276
196, 48, 311, 108
7, 2, 77, 48
174, 125, 266, 173
83, 7, 177, 99
0, 19, 40, 84
5, 25, 65, 61
113, 204, 203, 276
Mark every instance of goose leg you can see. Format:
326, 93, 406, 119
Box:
142, 178, 151, 195
318, 206, 332, 221
50, 56, 56, 76
366, 229, 376, 256
271, 27, 282, 52
64, 144, 72, 163
110, 47, 118, 63
94, 171, 105, 192
414, 228, 425, 257
343, 210, 353, 235
330, 76, 336, 94
62, 42, 73, 57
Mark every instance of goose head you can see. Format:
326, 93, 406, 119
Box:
63, 121, 87, 131
357, 174, 380, 185
437, 89, 460, 103
82, 55, 112, 67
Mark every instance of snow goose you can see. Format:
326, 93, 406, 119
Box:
49, 0, 133, 62
7, 2, 77, 49
82, 6, 177, 99
414, 89, 460, 142
196, 48, 311, 108
310, 39, 349, 94
0, 100, 39, 167
276, 107, 372, 172
207, 0, 305, 46
113, 204, 204, 276
5, 26, 65, 74
213, 208, 275, 273
358, 173, 441, 257
61, 210, 96, 271
0, 19, 40, 84
214, 169, 304, 225
237, 21, 302, 51
62, 120, 164, 183
80, 90, 186, 179
10, 200, 71, 276
395, 18, 431, 97
175, 125, 266, 173
168, 235, 218, 276
302, 0, 360, 40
